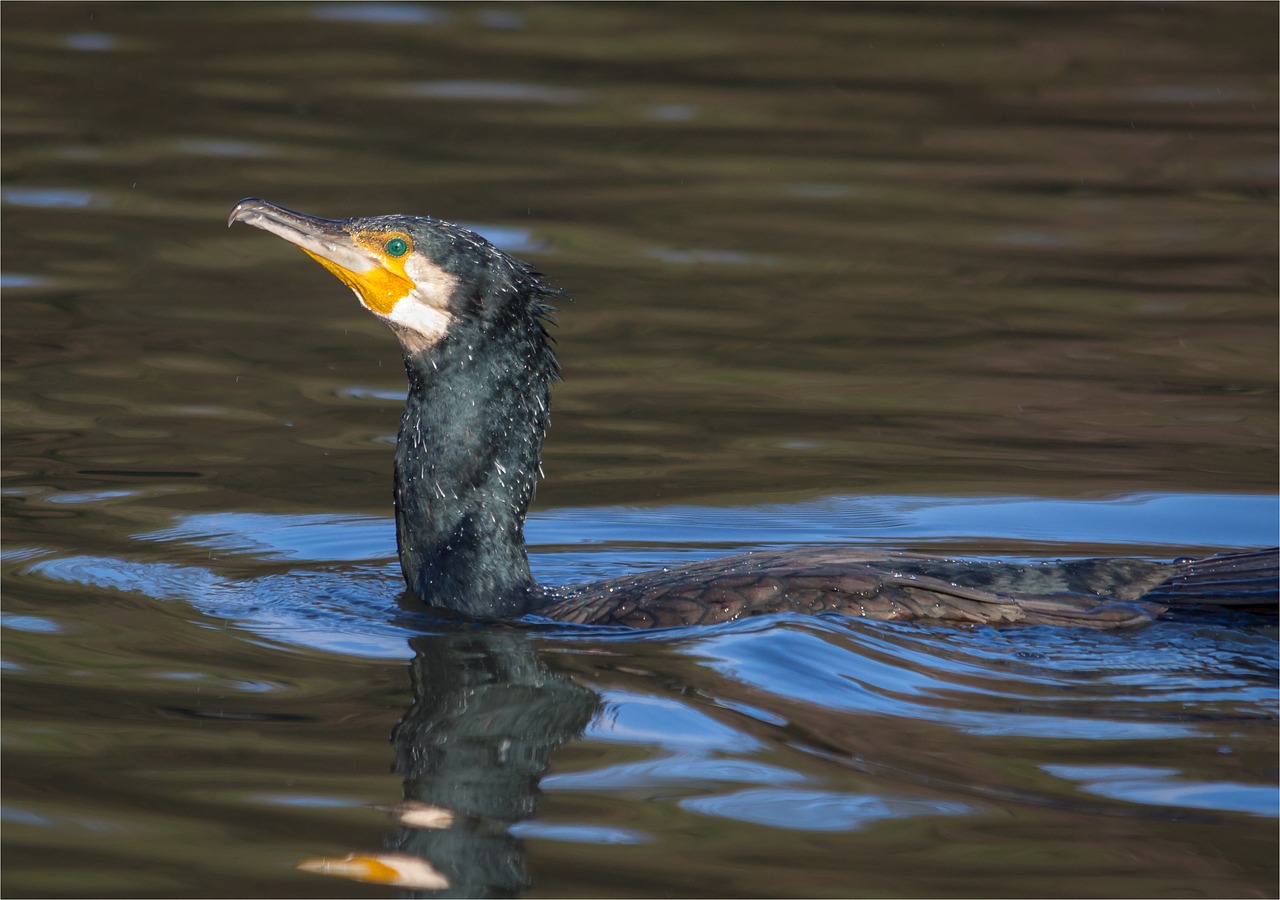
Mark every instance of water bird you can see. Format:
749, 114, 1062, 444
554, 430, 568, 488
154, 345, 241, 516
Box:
228, 199, 1277, 629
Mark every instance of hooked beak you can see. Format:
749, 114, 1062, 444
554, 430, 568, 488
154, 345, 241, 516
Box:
228, 198, 378, 275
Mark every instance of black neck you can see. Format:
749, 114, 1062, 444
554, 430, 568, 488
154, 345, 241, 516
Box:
392, 298, 555, 618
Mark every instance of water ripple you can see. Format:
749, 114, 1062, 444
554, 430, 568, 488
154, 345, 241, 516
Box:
681, 788, 971, 832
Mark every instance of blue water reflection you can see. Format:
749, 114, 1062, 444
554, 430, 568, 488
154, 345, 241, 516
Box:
123, 493, 1277, 571
530, 492, 1279, 562
311, 3, 447, 26
681, 788, 972, 832
1043, 764, 1279, 818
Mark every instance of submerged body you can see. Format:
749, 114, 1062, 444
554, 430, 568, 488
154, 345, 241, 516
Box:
228, 199, 1278, 630
542, 547, 1276, 628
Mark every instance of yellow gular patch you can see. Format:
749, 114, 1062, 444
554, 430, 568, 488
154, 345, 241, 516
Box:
302, 230, 415, 315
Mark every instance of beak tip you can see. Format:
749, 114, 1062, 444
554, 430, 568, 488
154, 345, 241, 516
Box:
228, 197, 267, 228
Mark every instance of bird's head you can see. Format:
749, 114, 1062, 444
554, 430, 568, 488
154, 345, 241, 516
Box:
228, 198, 553, 356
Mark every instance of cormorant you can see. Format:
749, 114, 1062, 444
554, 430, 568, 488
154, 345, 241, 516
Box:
228, 199, 1277, 629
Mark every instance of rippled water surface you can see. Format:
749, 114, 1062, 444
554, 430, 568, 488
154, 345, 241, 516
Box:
3, 4, 1278, 897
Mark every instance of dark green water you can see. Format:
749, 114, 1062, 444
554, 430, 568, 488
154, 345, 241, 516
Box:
3, 4, 1277, 897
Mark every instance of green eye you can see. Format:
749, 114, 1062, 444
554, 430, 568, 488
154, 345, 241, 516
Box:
385, 237, 409, 258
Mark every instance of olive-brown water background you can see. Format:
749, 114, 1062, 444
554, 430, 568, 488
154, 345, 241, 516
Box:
3, 3, 1277, 897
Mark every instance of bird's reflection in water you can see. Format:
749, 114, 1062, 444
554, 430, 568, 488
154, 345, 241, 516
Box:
385, 626, 599, 898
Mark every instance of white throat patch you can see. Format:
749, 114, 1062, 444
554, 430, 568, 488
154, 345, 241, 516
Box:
379, 256, 457, 353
